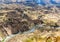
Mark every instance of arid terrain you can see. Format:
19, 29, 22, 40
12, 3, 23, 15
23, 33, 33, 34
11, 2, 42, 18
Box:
0, 4, 60, 42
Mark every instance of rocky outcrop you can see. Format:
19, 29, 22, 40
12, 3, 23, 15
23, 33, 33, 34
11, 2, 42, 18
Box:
0, 4, 60, 35
0, 4, 60, 42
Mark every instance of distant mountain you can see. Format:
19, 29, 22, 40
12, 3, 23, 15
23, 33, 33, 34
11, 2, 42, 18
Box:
35, 0, 60, 5
0, 0, 60, 6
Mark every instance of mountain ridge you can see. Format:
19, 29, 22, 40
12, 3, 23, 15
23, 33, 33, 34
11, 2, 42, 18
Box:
0, 0, 60, 6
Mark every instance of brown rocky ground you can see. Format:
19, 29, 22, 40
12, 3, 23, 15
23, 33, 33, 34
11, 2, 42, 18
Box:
5, 30, 60, 42
0, 4, 60, 42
